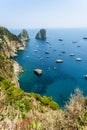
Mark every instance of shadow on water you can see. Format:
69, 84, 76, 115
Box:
31, 71, 78, 108
31, 74, 56, 94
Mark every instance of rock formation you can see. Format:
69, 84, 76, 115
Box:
0, 26, 25, 58
34, 69, 43, 75
35, 29, 46, 40
18, 29, 29, 42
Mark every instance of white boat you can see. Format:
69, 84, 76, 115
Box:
56, 59, 63, 63
76, 58, 82, 61
84, 75, 87, 79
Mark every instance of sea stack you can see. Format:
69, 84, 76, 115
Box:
35, 29, 46, 40
18, 29, 29, 42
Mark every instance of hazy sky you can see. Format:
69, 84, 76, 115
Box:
0, 0, 87, 29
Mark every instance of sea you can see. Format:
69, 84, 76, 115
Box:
11, 28, 87, 107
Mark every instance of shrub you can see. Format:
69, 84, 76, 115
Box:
49, 101, 60, 110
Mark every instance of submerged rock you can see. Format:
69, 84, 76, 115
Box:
35, 29, 46, 40
18, 29, 29, 42
34, 69, 43, 75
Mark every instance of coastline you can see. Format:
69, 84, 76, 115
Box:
12, 41, 26, 87
12, 60, 24, 87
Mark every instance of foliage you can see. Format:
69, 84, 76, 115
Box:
0, 78, 32, 114
0, 26, 20, 42
0, 52, 13, 79
32, 93, 60, 110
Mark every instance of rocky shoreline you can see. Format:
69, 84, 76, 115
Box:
12, 60, 24, 87
12, 29, 29, 87
0, 26, 29, 87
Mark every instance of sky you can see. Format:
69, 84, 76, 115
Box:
0, 0, 87, 29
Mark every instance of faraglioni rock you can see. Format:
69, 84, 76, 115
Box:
35, 29, 46, 40
18, 29, 29, 42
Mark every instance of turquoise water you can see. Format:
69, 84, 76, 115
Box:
12, 28, 87, 106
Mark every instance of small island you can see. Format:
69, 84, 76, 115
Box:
35, 29, 46, 40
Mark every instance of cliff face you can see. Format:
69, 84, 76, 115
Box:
0, 26, 25, 86
0, 26, 25, 58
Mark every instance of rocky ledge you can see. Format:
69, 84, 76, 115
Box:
35, 29, 46, 40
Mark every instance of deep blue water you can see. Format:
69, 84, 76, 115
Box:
12, 28, 87, 107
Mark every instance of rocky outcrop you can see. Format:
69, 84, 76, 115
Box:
35, 29, 46, 40
0, 26, 25, 58
34, 69, 43, 75
13, 61, 23, 86
18, 29, 29, 43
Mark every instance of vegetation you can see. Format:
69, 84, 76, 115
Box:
0, 52, 14, 80
0, 26, 20, 42
0, 25, 87, 130
0, 79, 87, 130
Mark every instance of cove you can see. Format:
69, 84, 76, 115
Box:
13, 28, 87, 107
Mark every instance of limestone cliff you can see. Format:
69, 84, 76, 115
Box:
0, 26, 25, 58
0, 26, 25, 86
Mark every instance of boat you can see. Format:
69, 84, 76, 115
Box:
56, 59, 63, 63
61, 50, 66, 53
84, 75, 87, 79
76, 58, 82, 61
83, 37, 87, 40
69, 53, 75, 56
45, 51, 49, 54
59, 39, 63, 41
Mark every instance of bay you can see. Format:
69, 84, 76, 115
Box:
12, 28, 87, 106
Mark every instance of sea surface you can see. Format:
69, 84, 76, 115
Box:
12, 28, 87, 107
